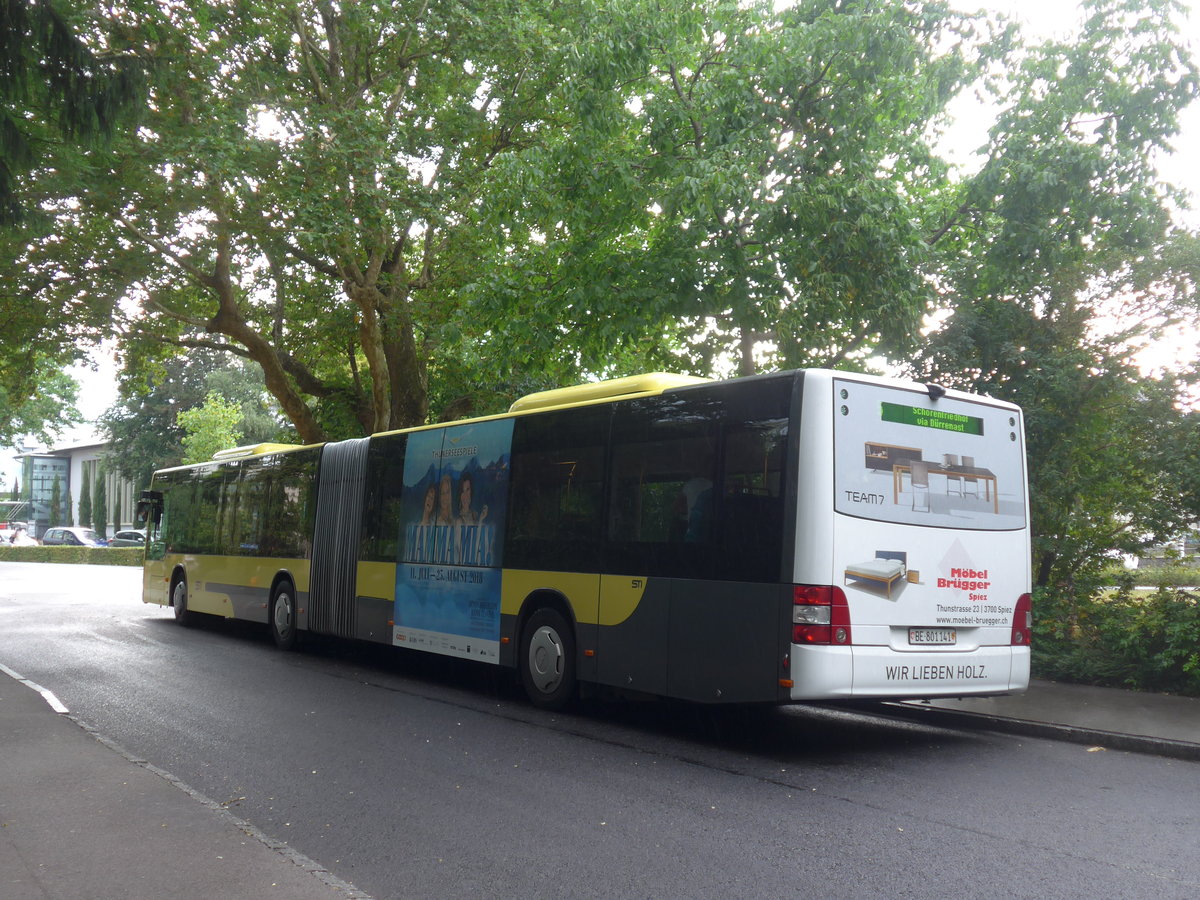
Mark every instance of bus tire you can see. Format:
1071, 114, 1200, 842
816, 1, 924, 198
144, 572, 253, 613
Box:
270, 579, 298, 651
170, 572, 193, 626
520, 607, 576, 711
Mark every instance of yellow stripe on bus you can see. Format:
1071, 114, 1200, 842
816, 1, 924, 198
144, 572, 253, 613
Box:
500, 569, 648, 627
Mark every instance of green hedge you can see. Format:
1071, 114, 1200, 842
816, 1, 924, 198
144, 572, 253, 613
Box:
1098, 563, 1200, 588
1034, 578, 1200, 696
0, 546, 144, 567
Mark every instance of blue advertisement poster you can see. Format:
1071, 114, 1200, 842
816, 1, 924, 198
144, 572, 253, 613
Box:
392, 419, 513, 662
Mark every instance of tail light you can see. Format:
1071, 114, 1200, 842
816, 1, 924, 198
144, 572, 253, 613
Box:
792, 584, 852, 645
1011, 593, 1033, 646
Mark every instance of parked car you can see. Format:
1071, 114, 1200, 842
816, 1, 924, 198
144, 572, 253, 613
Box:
108, 529, 146, 548
7, 525, 38, 546
1, 520, 30, 542
40, 527, 108, 547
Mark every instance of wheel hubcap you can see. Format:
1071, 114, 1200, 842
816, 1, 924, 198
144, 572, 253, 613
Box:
528, 625, 564, 693
274, 593, 293, 635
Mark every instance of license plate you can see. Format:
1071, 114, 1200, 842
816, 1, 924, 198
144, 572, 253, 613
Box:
909, 627, 956, 645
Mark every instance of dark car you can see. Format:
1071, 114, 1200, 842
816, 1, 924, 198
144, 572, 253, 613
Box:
109, 529, 146, 548
40, 527, 107, 547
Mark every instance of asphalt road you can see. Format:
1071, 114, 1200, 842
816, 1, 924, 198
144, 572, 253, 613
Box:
2, 562, 1198, 899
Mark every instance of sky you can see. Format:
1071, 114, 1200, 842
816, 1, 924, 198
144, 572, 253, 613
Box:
3, 0, 1199, 490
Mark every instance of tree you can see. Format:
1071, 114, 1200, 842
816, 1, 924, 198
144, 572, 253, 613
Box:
6, 0, 1199, 597
477, 0, 1010, 379
0, 355, 81, 447
0, 1, 147, 442
906, 0, 1200, 588
48, 473, 62, 527
23, 0, 684, 442
78, 464, 91, 531
91, 467, 106, 536
1, 0, 145, 224
102, 349, 287, 491
177, 393, 243, 465
912, 294, 1199, 587
112, 491, 121, 534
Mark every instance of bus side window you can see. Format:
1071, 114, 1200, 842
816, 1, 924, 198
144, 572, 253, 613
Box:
718, 418, 788, 582
162, 473, 198, 553
363, 433, 408, 563
234, 457, 271, 556
267, 449, 319, 559
607, 394, 720, 579
507, 406, 608, 573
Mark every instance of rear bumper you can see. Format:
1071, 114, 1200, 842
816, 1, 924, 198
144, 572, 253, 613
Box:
788, 644, 1030, 700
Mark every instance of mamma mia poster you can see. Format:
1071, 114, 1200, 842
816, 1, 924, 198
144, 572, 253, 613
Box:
393, 419, 513, 662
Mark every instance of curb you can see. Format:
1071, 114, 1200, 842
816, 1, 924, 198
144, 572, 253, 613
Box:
868, 701, 1200, 762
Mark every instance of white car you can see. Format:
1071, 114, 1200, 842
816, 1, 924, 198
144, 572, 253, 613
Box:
8, 527, 38, 546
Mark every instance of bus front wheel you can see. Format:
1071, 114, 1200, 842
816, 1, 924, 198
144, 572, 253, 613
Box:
270, 580, 298, 650
520, 607, 576, 711
171, 574, 191, 626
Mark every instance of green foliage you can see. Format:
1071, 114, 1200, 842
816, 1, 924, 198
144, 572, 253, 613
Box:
5, 0, 1199, 598
0, 545, 143, 566
91, 467, 106, 535
478, 0, 1000, 377
48, 474, 62, 527
0, 0, 145, 224
0, 353, 82, 447
915, 300, 1200, 589
177, 392, 243, 464
103, 351, 289, 490
78, 465, 92, 530
1034, 580, 1200, 696
905, 0, 1200, 589
0, 0, 145, 441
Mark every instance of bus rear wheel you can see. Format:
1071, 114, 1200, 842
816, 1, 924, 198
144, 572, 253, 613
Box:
171, 574, 191, 626
270, 580, 298, 650
520, 607, 576, 711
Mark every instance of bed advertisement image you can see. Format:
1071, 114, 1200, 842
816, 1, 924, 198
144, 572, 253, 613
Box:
393, 419, 514, 662
833, 517, 1020, 627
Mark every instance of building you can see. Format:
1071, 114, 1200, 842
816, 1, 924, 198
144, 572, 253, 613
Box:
15, 441, 138, 539
1137, 530, 1200, 570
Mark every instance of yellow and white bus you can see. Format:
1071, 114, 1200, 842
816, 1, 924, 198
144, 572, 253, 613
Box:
140, 369, 1032, 709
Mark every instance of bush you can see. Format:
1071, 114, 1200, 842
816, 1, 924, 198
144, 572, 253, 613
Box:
0, 545, 143, 567
1033, 576, 1200, 696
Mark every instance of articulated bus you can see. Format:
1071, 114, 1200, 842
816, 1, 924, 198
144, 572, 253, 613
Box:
140, 369, 1031, 709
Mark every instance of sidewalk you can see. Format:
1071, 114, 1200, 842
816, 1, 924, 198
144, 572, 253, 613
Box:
889, 678, 1200, 761
1, 667, 369, 900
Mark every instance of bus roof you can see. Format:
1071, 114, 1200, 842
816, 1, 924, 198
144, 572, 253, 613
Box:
210, 443, 308, 461
507, 372, 710, 414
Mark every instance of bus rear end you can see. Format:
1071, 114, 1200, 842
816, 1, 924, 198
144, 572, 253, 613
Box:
787, 371, 1031, 700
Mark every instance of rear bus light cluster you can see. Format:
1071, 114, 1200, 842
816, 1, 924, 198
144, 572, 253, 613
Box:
1011, 592, 1033, 646
792, 584, 852, 645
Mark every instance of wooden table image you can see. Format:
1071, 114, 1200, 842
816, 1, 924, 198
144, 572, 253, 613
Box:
892, 463, 999, 513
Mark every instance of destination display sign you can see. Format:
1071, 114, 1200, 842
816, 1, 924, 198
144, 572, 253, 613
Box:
880, 402, 984, 435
